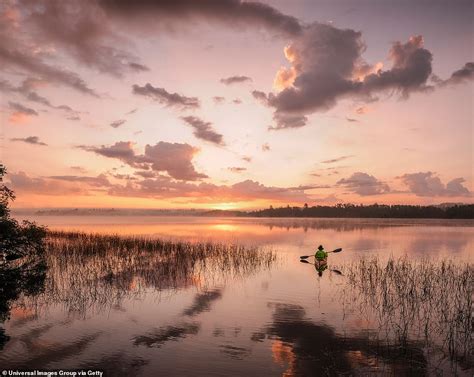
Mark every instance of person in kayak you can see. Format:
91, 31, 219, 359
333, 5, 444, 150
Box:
315, 245, 328, 261
314, 245, 328, 276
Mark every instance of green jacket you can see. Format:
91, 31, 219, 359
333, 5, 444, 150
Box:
315, 248, 328, 260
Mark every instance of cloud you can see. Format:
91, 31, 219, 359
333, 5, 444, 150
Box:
346, 117, 358, 122
13, 0, 149, 78
228, 167, 247, 173
321, 155, 353, 164
110, 119, 126, 128
355, 106, 368, 114
133, 83, 200, 109
10, 136, 47, 146
439, 62, 474, 86
269, 113, 307, 130
8, 171, 94, 195
262, 143, 271, 152
48, 174, 111, 188
8, 102, 38, 123
242, 156, 252, 163
337, 172, 390, 196
78, 141, 142, 167
79, 141, 207, 181
8, 102, 38, 116
181, 116, 225, 146
0, 5, 99, 97
109, 177, 313, 203
232, 98, 242, 104
6, 0, 301, 85
251, 90, 269, 104
400, 172, 471, 197
144, 142, 208, 181
220, 76, 252, 85
70, 166, 87, 173
258, 23, 436, 129
98, 0, 303, 37
213, 96, 225, 104
128, 62, 149, 72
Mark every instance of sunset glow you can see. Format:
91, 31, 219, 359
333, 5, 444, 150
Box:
1, 0, 472, 209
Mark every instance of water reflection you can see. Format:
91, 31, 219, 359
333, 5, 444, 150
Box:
255, 303, 428, 376
0, 254, 47, 351
23, 233, 275, 317
183, 288, 223, 317
133, 323, 200, 348
22, 216, 474, 261
0, 219, 472, 375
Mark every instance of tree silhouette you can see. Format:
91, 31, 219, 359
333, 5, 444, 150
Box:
0, 164, 47, 350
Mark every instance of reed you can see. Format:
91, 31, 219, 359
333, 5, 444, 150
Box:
344, 257, 473, 370
15, 231, 276, 316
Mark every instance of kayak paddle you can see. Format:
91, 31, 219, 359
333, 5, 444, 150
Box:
299, 259, 344, 275
300, 248, 342, 259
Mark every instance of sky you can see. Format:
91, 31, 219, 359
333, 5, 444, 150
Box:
0, 0, 473, 209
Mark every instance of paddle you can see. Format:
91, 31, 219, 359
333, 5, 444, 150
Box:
300, 248, 342, 259
299, 259, 343, 275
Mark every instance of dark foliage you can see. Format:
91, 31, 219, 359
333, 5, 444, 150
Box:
244, 203, 474, 219
0, 164, 47, 348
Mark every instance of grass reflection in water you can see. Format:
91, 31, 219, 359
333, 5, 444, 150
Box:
20, 231, 276, 316
343, 257, 473, 372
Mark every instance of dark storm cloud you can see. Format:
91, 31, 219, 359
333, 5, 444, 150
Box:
261, 23, 437, 129
337, 172, 390, 196
98, 0, 303, 37
321, 155, 353, 164
400, 172, 471, 197
110, 119, 126, 128
79, 141, 208, 181
8, 102, 38, 116
181, 116, 225, 145
133, 83, 200, 109
10, 136, 47, 146
220, 76, 252, 85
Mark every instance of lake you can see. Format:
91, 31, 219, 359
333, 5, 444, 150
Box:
1, 216, 473, 376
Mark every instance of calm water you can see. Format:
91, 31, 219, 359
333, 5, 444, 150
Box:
1, 216, 473, 376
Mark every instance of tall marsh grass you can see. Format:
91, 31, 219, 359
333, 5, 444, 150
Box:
16, 231, 276, 316
344, 257, 473, 370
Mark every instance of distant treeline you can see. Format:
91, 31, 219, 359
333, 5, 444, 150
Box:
241, 204, 474, 219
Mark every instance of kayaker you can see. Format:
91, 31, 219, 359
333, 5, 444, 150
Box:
315, 245, 328, 261
314, 260, 328, 277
